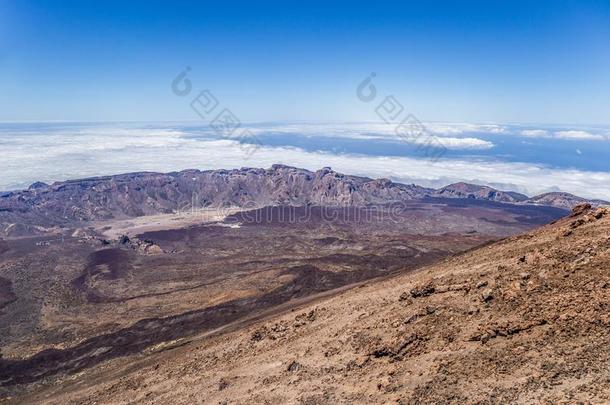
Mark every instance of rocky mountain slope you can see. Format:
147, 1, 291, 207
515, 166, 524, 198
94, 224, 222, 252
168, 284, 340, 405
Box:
0, 165, 430, 236
526, 192, 610, 210
0, 165, 605, 237
21, 204, 610, 404
435, 182, 529, 203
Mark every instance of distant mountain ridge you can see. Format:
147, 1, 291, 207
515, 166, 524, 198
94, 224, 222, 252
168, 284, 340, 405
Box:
434, 182, 608, 210
435, 182, 529, 204
524, 192, 610, 210
0, 165, 606, 236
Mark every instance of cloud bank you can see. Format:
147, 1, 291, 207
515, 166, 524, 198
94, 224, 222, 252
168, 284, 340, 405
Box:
1, 123, 609, 201
554, 130, 606, 140
245, 122, 494, 150
521, 128, 607, 141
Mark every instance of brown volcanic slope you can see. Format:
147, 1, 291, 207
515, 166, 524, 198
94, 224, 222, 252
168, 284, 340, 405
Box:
15, 204, 610, 404
0, 202, 561, 390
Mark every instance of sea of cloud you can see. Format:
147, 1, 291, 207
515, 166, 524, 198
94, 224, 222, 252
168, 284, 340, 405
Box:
1, 122, 609, 200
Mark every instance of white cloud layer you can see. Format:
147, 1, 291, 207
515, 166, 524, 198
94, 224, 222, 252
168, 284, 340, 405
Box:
520, 128, 607, 141
245, 122, 494, 149
424, 122, 506, 135
251, 121, 608, 143
554, 130, 606, 140
521, 129, 550, 137
1, 125, 609, 201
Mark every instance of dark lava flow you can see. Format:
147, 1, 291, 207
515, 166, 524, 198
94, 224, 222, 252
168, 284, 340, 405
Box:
0, 259, 438, 386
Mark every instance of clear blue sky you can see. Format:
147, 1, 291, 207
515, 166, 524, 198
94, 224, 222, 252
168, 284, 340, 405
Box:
2, 0, 610, 124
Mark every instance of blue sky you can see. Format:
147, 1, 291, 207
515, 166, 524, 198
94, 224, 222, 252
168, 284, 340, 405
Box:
2, 0, 610, 124
1, 2, 610, 199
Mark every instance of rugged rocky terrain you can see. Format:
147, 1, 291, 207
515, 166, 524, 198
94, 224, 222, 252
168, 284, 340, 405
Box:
0, 165, 605, 237
526, 192, 610, 210
0, 166, 607, 404
12, 203, 610, 404
435, 182, 529, 203
0, 199, 561, 393
0, 166, 428, 237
